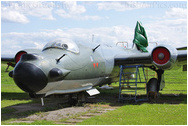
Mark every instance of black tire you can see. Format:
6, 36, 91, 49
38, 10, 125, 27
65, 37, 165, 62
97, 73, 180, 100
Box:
146, 78, 158, 99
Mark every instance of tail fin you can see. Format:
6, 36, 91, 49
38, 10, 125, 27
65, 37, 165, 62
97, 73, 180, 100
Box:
133, 21, 148, 52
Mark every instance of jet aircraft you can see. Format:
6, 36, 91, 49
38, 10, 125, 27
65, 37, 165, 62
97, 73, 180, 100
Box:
1, 22, 187, 103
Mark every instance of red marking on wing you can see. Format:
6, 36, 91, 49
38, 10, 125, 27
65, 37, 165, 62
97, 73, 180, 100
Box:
93, 63, 95, 68
96, 63, 99, 67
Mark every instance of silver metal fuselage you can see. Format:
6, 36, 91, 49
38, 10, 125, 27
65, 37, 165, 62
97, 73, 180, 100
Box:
8, 38, 186, 96
25, 43, 138, 96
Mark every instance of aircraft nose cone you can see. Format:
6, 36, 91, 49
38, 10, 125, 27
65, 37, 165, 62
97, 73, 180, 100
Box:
13, 62, 48, 93
20, 53, 39, 61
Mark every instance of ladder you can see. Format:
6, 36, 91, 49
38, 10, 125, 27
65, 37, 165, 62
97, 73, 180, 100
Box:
119, 65, 147, 103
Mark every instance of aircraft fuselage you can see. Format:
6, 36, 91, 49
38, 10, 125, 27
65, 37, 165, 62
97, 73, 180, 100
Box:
12, 39, 137, 97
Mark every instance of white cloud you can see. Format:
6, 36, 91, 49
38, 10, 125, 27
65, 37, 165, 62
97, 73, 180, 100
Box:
97, 1, 150, 11
20, 1, 56, 20
55, 1, 104, 21
143, 7, 187, 21
145, 19, 187, 48
165, 8, 187, 18
1, 2, 187, 55
1, 21, 187, 55
1, 6, 29, 24
1, 1, 56, 23
1, 26, 134, 55
26, 7, 55, 20
81, 15, 103, 21
55, 8, 103, 20
139, 7, 187, 48
61, 1, 86, 14
146, 7, 187, 48
1, 1, 107, 23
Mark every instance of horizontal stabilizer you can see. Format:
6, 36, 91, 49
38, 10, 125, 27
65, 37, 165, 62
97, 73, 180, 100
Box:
176, 47, 187, 50
1, 56, 14, 62
86, 88, 100, 96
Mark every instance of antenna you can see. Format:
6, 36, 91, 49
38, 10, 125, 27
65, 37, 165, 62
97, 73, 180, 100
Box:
92, 34, 94, 42
92, 44, 100, 52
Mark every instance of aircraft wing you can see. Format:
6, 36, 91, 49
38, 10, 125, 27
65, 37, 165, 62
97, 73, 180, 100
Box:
114, 46, 187, 70
1, 56, 15, 62
115, 21, 187, 69
177, 50, 187, 62
114, 52, 151, 66
1, 49, 42, 63
177, 47, 187, 50
1, 49, 42, 72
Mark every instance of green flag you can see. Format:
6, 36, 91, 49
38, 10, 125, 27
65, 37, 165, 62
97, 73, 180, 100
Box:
133, 21, 148, 52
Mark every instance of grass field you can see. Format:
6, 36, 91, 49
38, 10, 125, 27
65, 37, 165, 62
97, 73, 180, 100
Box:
1, 62, 187, 125
79, 104, 187, 125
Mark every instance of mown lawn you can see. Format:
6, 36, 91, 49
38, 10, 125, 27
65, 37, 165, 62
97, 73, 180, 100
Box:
1, 63, 187, 125
79, 104, 187, 125
1, 63, 33, 107
79, 66, 187, 125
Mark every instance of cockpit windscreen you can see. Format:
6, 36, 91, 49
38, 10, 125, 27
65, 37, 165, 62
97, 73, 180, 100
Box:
43, 39, 79, 53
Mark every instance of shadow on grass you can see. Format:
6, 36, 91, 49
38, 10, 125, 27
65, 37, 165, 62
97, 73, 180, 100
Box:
87, 92, 187, 107
153, 94, 187, 104
97, 86, 187, 105
1, 91, 187, 123
1, 93, 74, 123
1, 92, 29, 100
1, 103, 64, 123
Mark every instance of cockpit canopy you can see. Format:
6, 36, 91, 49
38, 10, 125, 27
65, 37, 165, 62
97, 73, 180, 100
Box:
43, 39, 79, 53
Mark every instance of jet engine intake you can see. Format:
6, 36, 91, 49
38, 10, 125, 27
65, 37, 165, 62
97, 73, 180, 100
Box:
15, 51, 27, 63
20, 53, 39, 61
151, 45, 178, 70
14, 49, 41, 63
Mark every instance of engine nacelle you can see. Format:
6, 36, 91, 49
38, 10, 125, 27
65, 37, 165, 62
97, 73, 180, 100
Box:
151, 45, 178, 70
14, 49, 41, 63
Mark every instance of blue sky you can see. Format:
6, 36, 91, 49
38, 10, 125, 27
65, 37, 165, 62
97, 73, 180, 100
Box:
1, 1, 187, 55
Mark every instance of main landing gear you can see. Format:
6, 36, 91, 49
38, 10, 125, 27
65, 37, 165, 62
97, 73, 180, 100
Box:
146, 66, 164, 99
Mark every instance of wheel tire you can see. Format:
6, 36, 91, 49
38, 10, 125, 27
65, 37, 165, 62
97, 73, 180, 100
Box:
146, 78, 158, 99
